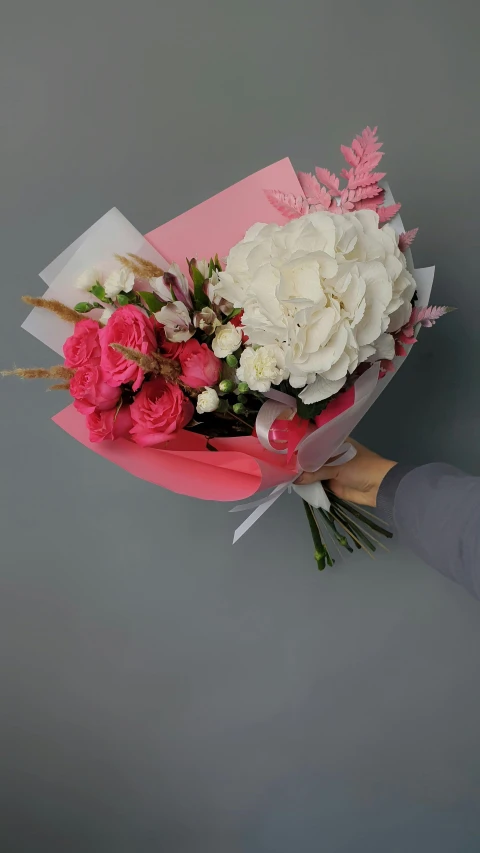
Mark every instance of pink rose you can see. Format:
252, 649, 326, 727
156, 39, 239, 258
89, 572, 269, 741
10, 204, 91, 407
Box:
160, 337, 183, 360
130, 378, 193, 446
178, 339, 221, 388
70, 364, 121, 414
86, 405, 132, 443
100, 305, 157, 391
160, 337, 221, 387
63, 319, 101, 369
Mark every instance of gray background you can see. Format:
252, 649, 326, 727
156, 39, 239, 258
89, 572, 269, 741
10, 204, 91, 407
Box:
1, 1, 480, 850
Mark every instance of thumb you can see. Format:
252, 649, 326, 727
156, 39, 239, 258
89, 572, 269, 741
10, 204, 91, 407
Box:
295, 465, 341, 486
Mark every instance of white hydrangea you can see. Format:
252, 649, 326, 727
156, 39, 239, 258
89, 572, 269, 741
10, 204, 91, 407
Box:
196, 387, 220, 414
213, 210, 416, 401
236, 345, 286, 393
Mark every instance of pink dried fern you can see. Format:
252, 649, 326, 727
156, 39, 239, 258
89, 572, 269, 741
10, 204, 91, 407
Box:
398, 228, 419, 252
411, 305, 456, 327
263, 190, 309, 221
378, 203, 402, 224
314, 167, 340, 196
266, 126, 420, 242
297, 173, 332, 209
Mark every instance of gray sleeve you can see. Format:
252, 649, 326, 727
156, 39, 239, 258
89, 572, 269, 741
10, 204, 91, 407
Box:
377, 463, 480, 599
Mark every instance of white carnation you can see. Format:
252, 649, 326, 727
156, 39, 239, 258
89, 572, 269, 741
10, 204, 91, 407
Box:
196, 387, 220, 414
104, 268, 135, 299
212, 322, 242, 359
214, 211, 416, 402
76, 268, 101, 292
99, 304, 116, 325
237, 345, 286, 393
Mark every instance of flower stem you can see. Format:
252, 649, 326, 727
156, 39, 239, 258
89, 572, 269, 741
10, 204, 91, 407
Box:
225, 410, 253, 430
327, 492, 393, 538
332, 506, 377, 552
319, 508, 354, 552
303, 501, 332, 570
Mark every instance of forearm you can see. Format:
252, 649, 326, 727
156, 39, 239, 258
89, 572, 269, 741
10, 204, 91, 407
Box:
377, 463, 480, 599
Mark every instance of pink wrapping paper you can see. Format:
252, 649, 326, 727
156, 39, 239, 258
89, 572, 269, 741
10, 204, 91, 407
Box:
52, 405, 298, 501
145, 159, 304, 273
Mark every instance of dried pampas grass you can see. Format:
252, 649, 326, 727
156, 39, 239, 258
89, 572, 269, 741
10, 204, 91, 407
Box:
114, 253, 164, 280
21, 296, 88, 325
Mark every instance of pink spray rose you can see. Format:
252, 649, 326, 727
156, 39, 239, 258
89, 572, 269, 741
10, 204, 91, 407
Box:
100, 305, 157, 391
171, 339, 221, 389
86, 405, 133, 443
63, 319, 101, 369
70, 364, 121, 415
129, 378, 194, 447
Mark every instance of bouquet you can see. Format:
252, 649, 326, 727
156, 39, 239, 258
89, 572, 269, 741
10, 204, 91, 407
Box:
5, 128, 452, 569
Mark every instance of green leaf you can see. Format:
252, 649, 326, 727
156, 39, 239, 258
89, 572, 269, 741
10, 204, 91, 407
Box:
296, 396, 330, 421
208, 258, 215, 278
224, 307, 242, 323
138, 291, 165, 314
191, 264, 209, 310
116, 292, 130, 306
74, 302, 93, 313
91, 282, 108, 301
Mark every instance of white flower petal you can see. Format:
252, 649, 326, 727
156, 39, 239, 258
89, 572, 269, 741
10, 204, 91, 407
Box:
150, 276, 173, 301
212, 322, 242, 358
372, 332, 395, 361
196, 388, 220, 413
237, 345, 285, 392
299, 375, 346, 404
104, 268, 135, 298
303, 307, 337, 353
76, 268, 101, 292
322, 351, 350, 381
155, 301, 194, 342
99, 304, 116, 324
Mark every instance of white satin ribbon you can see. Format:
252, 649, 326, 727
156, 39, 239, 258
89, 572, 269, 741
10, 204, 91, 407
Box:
254, 388, 298, 454
229, 366, 380, 544
230, 441, 356, 543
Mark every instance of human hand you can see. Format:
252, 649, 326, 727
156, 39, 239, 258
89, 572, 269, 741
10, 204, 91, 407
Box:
295, 439, 397, 507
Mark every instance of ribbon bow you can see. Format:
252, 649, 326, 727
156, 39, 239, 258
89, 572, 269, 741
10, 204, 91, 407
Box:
229, 365, 380, 543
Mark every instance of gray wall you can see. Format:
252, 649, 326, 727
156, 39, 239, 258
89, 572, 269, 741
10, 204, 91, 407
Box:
1, 1, 480, 850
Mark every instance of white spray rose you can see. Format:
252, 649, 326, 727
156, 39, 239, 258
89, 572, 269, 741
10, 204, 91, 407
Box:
236, 345, 286, 393
212, 322, 242, 359
214, 211, 416, 402
104, 268, 135, 299
196, 387, 220, 414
